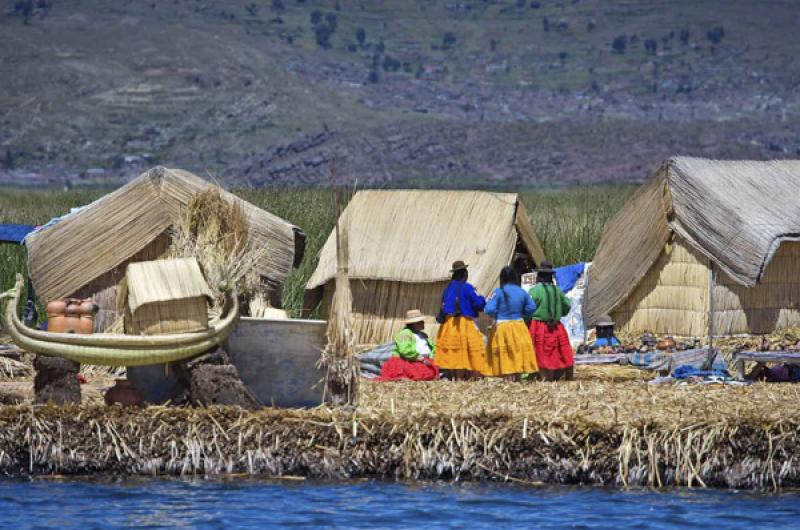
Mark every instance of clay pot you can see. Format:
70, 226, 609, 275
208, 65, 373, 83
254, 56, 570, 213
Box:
79, 300, 99, 316
47, 315, 68, 333
60, 302, 81, 334
45, 300, 67, 317
104, 379, 143, 407
656, 337, 676, 351
77, 315, 94, 334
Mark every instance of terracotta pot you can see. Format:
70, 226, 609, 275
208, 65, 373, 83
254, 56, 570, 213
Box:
104, 379, 143, 407
59, 302, 81, 333
45, 300, 67, 317
79, 300, 99, 316
47, 314, 68, 333
656, 338, 676, 351
77, 315, 94, 334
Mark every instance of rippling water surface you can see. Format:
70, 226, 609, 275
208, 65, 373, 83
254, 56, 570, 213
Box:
1, 478, 799, 529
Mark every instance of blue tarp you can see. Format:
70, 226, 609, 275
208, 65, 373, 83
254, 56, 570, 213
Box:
0, 224, 35, 244
554, 262, 585, 294
672, 365, 729, 379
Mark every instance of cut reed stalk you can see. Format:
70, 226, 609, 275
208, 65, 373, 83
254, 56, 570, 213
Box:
0, 379, 798, 490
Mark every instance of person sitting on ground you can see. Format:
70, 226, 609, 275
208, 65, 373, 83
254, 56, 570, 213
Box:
747, 363, 800, 383
591, 314, 622, 351
393, 309, 435, 361
378, 309, 439, 382
528, 260, 575, 381
485, 266, 538, 381
435, 260, 488, 380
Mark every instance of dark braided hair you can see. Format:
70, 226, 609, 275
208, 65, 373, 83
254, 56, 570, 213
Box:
452, 268, 468, 282
499, 266, 520, 307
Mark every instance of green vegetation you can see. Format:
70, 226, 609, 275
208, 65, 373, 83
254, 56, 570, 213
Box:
0, 185, 634, 316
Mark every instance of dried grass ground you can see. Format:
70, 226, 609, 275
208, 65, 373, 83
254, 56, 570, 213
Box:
1, 367, 799, 490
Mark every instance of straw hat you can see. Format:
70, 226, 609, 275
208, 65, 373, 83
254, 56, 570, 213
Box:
595, 314, 615, 326
450, 260, 468, 272
537, 260, 555, 273
404, 309, 425, 325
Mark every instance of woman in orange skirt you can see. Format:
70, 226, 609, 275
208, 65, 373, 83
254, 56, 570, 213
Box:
435, 260, 488, 380
485, 266, 538, 381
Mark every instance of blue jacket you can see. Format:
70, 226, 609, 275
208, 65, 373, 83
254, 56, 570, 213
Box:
441, 280, 485, 319
593, 337, 621, 347
485, 284, 535, 321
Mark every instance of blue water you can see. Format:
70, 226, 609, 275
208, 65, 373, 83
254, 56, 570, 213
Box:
1, 479, 799, 529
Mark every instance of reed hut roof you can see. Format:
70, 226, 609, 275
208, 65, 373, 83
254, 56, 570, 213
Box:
306, 190, 544, 294
586, 156, 800, 325
126, 257, 212, 314
26, 167, 304, 302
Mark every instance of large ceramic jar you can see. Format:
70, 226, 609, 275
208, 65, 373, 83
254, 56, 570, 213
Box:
63, 301, 81, 334
46, 299, 68, 333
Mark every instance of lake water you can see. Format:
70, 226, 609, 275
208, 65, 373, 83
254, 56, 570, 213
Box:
1, 478, 799, 529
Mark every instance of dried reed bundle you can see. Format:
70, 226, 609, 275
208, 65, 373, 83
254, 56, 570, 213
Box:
170, 186, 267, 312
1, 379, 800, 489
320, 216, 359, 405
185, 187, 249, 257
0, 356, 32, 381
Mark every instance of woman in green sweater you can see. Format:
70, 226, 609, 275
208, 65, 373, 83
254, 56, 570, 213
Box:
528, 260, 574, 381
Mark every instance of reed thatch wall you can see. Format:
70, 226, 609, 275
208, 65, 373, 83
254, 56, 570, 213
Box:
588, 156, 800, 337
70, 233, 172, 331
713, 241, 800, 335
319, 279, 449, 345
125, 258, 212, 335
584, 171, 671, 328
26, 167, 303, 305
612, 238, 709, 337
306, 190, 545, 345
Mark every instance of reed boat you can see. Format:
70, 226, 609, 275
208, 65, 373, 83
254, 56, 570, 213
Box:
1, 274, 239, 366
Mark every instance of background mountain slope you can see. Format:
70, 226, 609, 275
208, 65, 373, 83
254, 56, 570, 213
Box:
1, 0, 799, 186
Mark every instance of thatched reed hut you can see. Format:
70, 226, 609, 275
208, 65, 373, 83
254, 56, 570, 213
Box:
125, 257, 213, 335
585, 156, 800, 337
25, 167, 304, 329
303, 190, 545, 346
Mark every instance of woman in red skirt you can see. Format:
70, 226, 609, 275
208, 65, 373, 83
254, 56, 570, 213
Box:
527, 260, 574, 381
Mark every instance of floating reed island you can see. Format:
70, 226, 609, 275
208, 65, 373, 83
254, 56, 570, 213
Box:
1, 377, 799, 490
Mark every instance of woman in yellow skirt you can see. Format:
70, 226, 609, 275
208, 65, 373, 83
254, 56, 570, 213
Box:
435, 260, 488, 380
485, 266, 538, 381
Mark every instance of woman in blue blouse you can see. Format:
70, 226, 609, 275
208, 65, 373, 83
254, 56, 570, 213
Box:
435, 260, 488, 380
485, 266, 538, 380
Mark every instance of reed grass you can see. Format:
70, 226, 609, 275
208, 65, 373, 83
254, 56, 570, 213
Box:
0, 378, 798, 489
0, 184, 632, 318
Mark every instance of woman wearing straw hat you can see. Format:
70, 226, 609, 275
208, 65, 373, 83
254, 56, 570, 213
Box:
378, 309, 439, 381
435, 260, 488, 380
485, 266, 538, 381
527, 260, 574, 381
392, 309, 435, 361
591, 314, 621, 352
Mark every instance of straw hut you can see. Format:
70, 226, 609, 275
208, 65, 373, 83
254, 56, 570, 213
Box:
124, 258, 213, 335
585, 156, 800, 338
304, 190, 545, 346
25, 167, 305, 329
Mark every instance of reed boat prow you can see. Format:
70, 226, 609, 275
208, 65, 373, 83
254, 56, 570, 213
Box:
2, 274, 239, 367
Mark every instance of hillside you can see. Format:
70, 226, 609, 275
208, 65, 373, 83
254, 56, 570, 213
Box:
1, 0, 799, 187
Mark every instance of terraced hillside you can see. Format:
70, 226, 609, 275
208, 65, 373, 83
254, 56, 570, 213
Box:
1, 0, 799, 186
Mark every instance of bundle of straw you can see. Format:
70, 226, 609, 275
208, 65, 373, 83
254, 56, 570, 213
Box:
170, 187, 267, 312
319, 192, 359, 405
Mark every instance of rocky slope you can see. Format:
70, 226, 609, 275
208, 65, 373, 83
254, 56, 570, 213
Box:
1, 0, 798, 187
